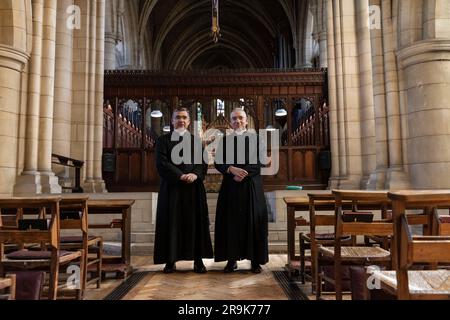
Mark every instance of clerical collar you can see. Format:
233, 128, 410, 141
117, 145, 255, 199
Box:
234, 129, 247, 135
174, 128, 187, 136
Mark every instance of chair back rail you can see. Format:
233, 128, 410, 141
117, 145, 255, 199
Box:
330, 190, 393, 300
0, 197, 86, 300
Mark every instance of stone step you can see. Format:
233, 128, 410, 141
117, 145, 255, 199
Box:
131, 232, 154, 243
131, 243, 153, 256
131, 222, 153, 232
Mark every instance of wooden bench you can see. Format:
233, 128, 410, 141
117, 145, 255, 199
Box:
85, 199, 135, 278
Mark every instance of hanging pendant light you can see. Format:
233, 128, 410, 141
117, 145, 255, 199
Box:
150, 110, 163, 118
275, 109, 288, 117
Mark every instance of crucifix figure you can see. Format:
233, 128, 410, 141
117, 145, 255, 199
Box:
211, 0, 220, 43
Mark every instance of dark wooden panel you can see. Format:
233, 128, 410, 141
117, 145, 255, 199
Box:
117, 152, 129, 184
129, 152, 141, 184
305, 150, 316, 179
292, 150, 304, 180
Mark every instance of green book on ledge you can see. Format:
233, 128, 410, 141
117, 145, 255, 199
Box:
286, 186, 303, 190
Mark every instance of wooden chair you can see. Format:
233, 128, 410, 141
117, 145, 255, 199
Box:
0, 197, 86, 300
316, 190, 393, 300
378, 191, 450, 300
0, 275, 15, 300
59, 196, 103, 290
299, 193, 353, 291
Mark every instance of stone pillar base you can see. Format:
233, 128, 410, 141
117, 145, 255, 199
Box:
328, 175, 362, 189
366, 168, 387, 190
385, 167, 410, 190
40, 172, 62, 194
82, 180, 107, 193
328, 177, 340, 189
14, 172, 43, 195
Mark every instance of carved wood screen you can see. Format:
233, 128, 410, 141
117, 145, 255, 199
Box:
103, 69, 329, 192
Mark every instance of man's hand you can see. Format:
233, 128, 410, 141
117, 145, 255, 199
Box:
233, 176, 244, 183
180, 173, 198, 184
228, 166, 248, 179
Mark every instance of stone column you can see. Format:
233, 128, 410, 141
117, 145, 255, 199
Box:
14, 0, 45, 194
104, 33, 116, 70
0, 0, 29, 195
326, 0, 365, 189
356, 0, 376, 188
326, 0, 340, 189
82, 0, 97, 192
38, 0, 61, 193
368, 0, 389, 189
52, 0, 74, 188
318, 0, 328, 68
398, 40, 450, 187
93, 0, 107, 192
333, 0, 348, 183
381, 0, 409, 189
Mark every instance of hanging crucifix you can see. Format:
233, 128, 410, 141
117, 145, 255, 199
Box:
211, 0, 221, 43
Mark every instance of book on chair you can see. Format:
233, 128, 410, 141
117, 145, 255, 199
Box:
342, 212, 374, 223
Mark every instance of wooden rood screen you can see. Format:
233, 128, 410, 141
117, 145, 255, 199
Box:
103, 69, 330, 192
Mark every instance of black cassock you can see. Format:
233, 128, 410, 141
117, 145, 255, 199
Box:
214, 132, 269, 265
153, 132, 213, 264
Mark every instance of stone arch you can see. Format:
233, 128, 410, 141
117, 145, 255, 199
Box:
165, 19, 271, 69
173, 33, 256, 70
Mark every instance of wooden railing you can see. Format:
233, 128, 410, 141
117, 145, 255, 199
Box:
291, 104, 329, 147
103, 105, 156, 150
51, 154, 84, 193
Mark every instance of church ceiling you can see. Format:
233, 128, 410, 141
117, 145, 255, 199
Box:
138, 0, 295, 70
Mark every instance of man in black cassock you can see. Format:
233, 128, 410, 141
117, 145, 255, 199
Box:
214, 108, 269, 273
153, 107, 213, 273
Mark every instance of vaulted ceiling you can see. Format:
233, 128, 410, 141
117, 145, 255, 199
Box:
137, 0, 295, 70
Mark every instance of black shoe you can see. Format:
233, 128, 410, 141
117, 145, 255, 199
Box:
193, 260, 207, 274
251, 262, 262, 274
224, 260, 238, 273
163, 262, 176, 273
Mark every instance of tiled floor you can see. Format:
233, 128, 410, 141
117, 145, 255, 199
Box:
83, 255, 300, 300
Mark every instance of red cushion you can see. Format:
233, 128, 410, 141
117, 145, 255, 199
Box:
6, 249, 72, 260
7, 271, 45, 300
440, 216, 450, 224
306, 233, 352, 241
